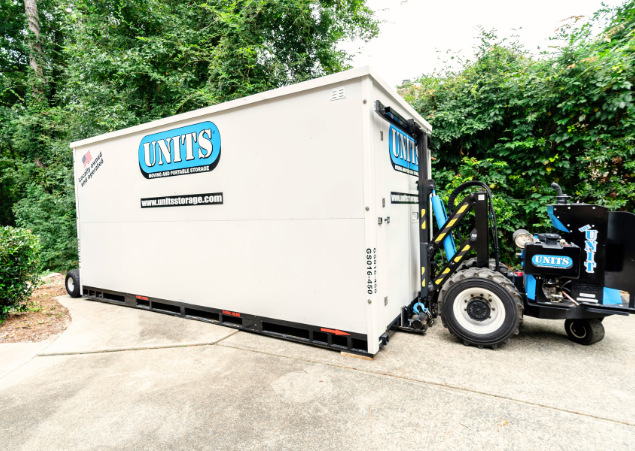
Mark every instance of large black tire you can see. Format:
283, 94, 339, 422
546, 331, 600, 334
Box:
65, 269, 81, 298
439, 267, 523, 348
458, 257, 509, 275
564, 319, 605, 345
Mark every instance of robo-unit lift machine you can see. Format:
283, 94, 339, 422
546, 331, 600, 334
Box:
375, 101, 635, 347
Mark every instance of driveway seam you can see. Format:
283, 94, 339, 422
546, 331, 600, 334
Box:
216, 341, 635, 428
36, 328, 239, 357
213, 329, 240, 344
37, 342, 217, 356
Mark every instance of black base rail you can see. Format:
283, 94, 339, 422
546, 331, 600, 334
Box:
82, 286, 374, 357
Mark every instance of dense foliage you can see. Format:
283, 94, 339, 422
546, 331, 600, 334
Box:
0, 0, 379, 271
0, 226, 41, 322
62, 0, 379, 134
3, 0, 635, 271
401, 2, 635, 263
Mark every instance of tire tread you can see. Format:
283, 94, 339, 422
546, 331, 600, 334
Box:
438, 267, 524, 347
65, 269, 81, 298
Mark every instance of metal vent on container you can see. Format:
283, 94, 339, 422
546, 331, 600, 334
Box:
330, 88, 346, 101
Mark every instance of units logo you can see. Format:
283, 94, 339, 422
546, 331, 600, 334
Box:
389, 125, 419, 176
138, 121, 221, 179
579, 224, 598, 273
531, 255, 573, 269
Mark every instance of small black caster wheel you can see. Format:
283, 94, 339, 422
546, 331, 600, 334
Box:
565, 319, 604, 345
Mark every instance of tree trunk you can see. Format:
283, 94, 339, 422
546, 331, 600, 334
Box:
23, 0, 46, 90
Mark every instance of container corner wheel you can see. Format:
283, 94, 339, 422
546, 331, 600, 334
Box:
438, 267, 523, 349
65, 269, 81, 298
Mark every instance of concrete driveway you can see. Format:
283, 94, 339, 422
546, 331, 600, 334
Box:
1, 296, 634, 450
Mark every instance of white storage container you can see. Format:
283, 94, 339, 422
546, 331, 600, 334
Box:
71, 66, 432, 356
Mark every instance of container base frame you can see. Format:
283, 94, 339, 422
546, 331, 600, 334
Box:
81, 285, 376, 357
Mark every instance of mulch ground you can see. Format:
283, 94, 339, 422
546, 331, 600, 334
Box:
0, 274, 71, 343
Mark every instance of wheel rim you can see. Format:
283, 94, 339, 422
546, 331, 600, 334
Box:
452, 287, 506, 335
569, 322, 587, 339
67, 277, 74, 292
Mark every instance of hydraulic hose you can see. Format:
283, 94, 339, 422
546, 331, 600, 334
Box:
448, 181, 486, 214
447, 181, 500, 271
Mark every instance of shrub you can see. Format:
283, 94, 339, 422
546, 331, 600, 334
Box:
0, 226, 41, 322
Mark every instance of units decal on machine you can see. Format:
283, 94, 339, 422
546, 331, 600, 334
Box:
531, 255, 574, 269
389, 125, 418, 176
138, 121, 221, 179
579, 224, 598, 273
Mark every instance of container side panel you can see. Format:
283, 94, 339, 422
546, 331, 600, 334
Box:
75, 81, 368, 335
72, 148, 84, 295
80, 219, 366, 332
75, 83, 365, 224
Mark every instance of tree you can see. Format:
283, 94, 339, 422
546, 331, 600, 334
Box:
0, 0, 64, 228
23, 0, 46, 94
60, 0, 378, 135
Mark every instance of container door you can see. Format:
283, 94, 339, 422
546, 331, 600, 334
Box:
377, 122, 419, 326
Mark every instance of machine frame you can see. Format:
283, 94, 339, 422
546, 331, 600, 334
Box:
375, 100, 635, 344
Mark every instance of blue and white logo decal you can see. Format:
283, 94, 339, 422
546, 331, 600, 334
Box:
138, 121, 221, 179
531, 255, 574, 269
389, 125, 418, 176
579, 224, 598, 273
